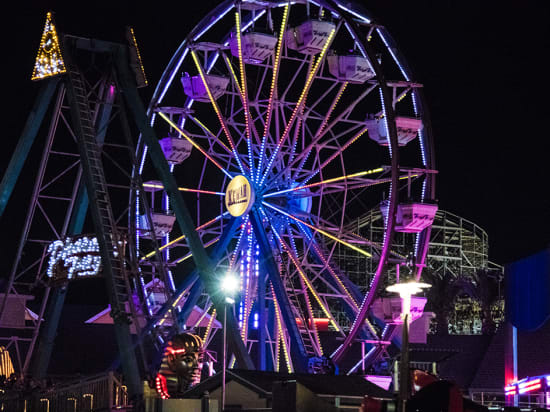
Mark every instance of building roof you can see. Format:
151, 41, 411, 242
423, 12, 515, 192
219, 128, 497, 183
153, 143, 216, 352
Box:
184, 369, 393, 400
410, 334, 492, 390
470, 319, 550, 391
469, 327, 505, 390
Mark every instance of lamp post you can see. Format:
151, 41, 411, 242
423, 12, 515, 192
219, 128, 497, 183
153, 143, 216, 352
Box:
386, 280, 431, 412
220, 273, 239, 411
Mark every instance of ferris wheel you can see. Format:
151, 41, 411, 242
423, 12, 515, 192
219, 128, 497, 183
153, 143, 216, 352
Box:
133, 0, 436, 374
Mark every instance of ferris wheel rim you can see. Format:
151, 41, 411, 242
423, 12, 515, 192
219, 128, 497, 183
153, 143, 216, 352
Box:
134, 0, 436, 372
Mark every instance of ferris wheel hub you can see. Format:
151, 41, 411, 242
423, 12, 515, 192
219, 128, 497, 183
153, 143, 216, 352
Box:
225, 175, 255, 217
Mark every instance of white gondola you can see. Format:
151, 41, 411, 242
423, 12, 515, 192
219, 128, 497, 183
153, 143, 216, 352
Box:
138, 212, 176, 239
327, 55, 375, 83
285, 20, 336, 55
181, 73, 229, 102
230, 32, 278, 64
372, 296, 427, 324
366, 116, 422, 146
159, 137, 193, 164
380, 201, 438, 233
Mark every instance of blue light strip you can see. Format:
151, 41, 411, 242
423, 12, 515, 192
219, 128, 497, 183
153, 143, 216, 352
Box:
158, 49, 189, 105
376, 28, 410, 82
338, 4, 371, 23
193, 5, 233, 41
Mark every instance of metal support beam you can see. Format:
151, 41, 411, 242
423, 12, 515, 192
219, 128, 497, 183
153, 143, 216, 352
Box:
30, 285, 67, 379
249, 207, 309, 372
258, 266, 266, 370
139, 216, 241, 339
0, 78, 59, 219
114, 47, 254, 370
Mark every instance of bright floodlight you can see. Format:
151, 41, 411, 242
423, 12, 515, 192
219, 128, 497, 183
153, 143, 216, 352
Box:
386, 280, 431, 320
386, 281, 431, 297
221, 273, 240, 298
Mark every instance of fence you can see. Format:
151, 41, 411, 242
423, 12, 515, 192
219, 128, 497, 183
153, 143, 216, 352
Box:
469, 390, 547, 409
0, 372, 129, 411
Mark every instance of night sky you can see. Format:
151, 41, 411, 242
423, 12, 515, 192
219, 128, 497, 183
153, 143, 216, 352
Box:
3, 0, 550, 267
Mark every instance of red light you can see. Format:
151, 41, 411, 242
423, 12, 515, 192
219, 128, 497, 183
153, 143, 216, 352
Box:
166, 347, 186, 355
155, 374, 170, 399
295, 318, 329, 331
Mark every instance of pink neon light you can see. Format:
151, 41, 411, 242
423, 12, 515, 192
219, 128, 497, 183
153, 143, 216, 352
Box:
365, 375, 392, 390
518, 378, 540, 388
519, 383, 541, 394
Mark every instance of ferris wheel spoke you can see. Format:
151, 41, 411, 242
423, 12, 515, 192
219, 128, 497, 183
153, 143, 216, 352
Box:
289, 81, 377, 170
259, 27, 337, 186
264, 168, 384, 199
288, 228, 362, 332
256, 4, 290, 183
221, 53, 262, 149
249, 208, 310, 371
296, 125, 370, 185
152, 215, 243, 334
174, 237, 220, 265
262, 201, 372, 259
142, 182, 225, 196
270, 284, 294, 373
187, 114, 236, 158
291, 82, 348, 180
157, 112, 233, 179
292, 223, 360, 311
274, 229, 341, 333
140, 212, 228, 262
201, 307, 217, 346
287, 227, 325, 354
234, 10, 257, 179
190, 50, 248, 175
294, 224, 386, 340
269, 119, 368, 188
229, 214, 249, 269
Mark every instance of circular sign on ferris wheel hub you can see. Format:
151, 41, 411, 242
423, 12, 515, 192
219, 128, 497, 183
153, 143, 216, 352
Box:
225, 175, 255, 217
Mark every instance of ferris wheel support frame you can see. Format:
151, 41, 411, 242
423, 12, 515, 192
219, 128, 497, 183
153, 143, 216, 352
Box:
250, 207, 310, 372
0, 79, 59, 220
115, 48, 256, 370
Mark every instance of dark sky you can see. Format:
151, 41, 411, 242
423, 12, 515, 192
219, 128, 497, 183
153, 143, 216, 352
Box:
3, 0, 550, 266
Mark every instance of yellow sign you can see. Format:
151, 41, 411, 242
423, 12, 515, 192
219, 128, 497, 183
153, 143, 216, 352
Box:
225, 175, 254, 217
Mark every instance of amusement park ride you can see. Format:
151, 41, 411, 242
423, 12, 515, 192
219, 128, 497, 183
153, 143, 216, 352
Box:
0, 0, 437, 404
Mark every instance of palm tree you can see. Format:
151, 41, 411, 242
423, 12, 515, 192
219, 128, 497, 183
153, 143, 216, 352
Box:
472, 269, 502, 335
423, 270, 463, 335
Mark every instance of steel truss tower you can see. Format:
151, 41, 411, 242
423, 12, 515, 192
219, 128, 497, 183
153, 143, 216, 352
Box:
0, 22, 171, 398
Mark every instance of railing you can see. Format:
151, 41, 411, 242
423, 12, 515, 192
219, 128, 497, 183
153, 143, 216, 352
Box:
0, 372, 129, 411
469, 390, 547, 410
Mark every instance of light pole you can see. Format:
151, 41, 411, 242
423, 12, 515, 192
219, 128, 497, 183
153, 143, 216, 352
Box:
220, 273, 239, 411
386, 280, 431, 412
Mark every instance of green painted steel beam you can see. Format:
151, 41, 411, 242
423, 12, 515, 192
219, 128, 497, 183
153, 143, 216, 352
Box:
30, 286, 68, 379
0, 78, 59, 218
